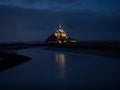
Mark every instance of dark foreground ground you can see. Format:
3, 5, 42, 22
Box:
0, 51, 31, 72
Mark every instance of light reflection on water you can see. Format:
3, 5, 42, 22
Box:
0, 48, 120, 89
55, 53, 66, 79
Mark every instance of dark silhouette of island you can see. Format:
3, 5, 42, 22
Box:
0, 51, 31, 72
45, 24, 78, 44
44, 24, 120, 53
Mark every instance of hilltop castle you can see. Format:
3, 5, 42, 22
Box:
45, 24, 78, 44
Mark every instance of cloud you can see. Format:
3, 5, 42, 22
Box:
0, 0, 120, 42
23, 0, 80, 4
0, 0, 81, 9
0, 0, 120, 15
0, 5, 120, 42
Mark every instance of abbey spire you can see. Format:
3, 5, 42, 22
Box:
59, 23, 61, 29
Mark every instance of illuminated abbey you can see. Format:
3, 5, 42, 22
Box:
45, 24, 78, 44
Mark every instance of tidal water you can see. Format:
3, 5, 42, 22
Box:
0, 48, 120, 89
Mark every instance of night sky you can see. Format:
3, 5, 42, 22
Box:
0, 0, 120, 42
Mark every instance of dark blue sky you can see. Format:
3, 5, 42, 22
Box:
0, 0, 120, 42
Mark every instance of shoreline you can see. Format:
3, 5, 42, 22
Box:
0, 41, 120, 52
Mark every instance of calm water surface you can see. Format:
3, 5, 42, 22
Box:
0, 48, 120, 89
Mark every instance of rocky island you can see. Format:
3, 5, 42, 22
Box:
45, 24, 78, 44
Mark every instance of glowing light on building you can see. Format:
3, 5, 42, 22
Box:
45, 23, 78, 44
